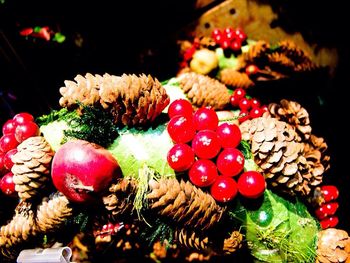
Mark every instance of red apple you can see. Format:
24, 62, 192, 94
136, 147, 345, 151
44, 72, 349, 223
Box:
51, 139, 122, 203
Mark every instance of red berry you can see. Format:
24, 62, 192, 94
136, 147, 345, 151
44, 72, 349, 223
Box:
238, 171, 266, 199
13, 112, 34, 125
239, 98, 251, 111
0, 172, 17, 197
320, 216, 339, 229
167, 144, 195, 172
3, 149, 17, 170
216, 148, 244, 176
192, 130, 221, 159
315, 202, 339, 219
250, 98, 260, 108
189, 159, 218, 187
2, 119, 18, 135
321, 185, 339, 202
238, 110, 250, 123
0, 152, 9, 175
211, 28, 222, 37
220, 39, 231, 49
260, 105, 269, 113
168, 99, 193, 119
224, 27, 234, 35
0, 134, 20, 153
167, 116, 196, 143
217, 123, 241, 148
213, 34, 223, 45
15, 121, 40, 143
234, 28, 247, 42
230, 40, 242, 51
233, 88, 246, 100
249, 107, 263, 119
225, 31, 235, 42
193, 108, 219, 131
245, 65, 259, 75
183, 47, 196, 61
230, 95, 240, 107
210, 176, 238, 202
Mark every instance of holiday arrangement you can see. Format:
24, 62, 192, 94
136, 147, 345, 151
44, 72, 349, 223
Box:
0, 27, 349, 263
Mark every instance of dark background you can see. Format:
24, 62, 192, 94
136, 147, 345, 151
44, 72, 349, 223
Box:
0, 0, 349, 251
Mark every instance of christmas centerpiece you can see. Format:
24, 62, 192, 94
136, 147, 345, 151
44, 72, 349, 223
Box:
0, 28, 348, 263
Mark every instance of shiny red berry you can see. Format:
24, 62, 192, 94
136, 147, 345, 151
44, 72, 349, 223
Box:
249, 107, 263, 119
167, 143, 195, 172
245, 65, 259, 75
230, 40, 242, 51
230, 95, 240, 107
2, 119, 17, 135
213, 34, 223, 45
238, 171, 266, 199
167, 116, 196, 143
250, 98, 260, 108
224, 27, 234, 36
0, 172, 17, 197
193, 107, 219, 131
315, 202, 339, 219
168, 99, 193, 119
192, 130, 221, 159
320, 216, 339, 229
260, 105, 269, 113
15, 121, 40, 143
3, 149, 17, 170
217, 123, 241, 148
189, 159, 218, 187
211, 28, 222, 37
234, 28, 247, 42
216, 148, 245, 176
233, 88, 246, 100
0, 152, 9, 175
239, 98, 251, 111
13, 112, 34, 125
0, 134, 20, 153
221, 40, 231, 49
321, 185, 339, 202
238, 110, 250, 123
210, 176, 238, 202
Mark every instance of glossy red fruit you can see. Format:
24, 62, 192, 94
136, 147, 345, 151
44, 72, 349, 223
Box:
315, 202, 339, 219
249, 107, 263, 119
230, 40, 242, 51
0, 152, 9, 175
216, 148, 244, 176
2, 119, 17, 135
217, 123, 241, 148
224, 27, 234, 36
233, 88, 246, 100
13, 112, 34, 125
0, 172, 17, 196
192, 130, 221, 159
3, 149, 17, 170
167, 116, 196, 143
230, 95, 240, 107
239, 98, 251, 111
189, 159, 218, 187
0, 134, 20, 153
238, 171, 266, 199
211, 28, 222, 37
238, 110, 250, 123
193, 107, 219, 131
321, 185, 339, 202
210, 176, 238, 202
213, 34, 223, 45
250, 98, 260, 108
260, 105, 269, 113
167, 143, 195, 172
225, 31, 235, 42
220, 39, 231, 49
234, 28, 247, 42
320, 216, 339, 229
245, 65, 259, 75
15, 121, 40, 143
168, 99, 193, 119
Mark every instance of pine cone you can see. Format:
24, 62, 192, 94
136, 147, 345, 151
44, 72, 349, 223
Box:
239, 40, 270, 66
240, 116, 315, 196
268, 53, 296, 72
175, 229, 209, 251
219, 69, 255, 89
305, 134, 331, 172
99, 73, 170, 127
222, 231, 243, 255
177, 72, 231, 110
268, 99, 312, 142
147, 179, 225, 230
102, 178, 138, 220
11, 136, 54, 200
0, 201, 36, 259
59, 73, 104, 108
316, 228, 350, 263
36, 192, 73, 233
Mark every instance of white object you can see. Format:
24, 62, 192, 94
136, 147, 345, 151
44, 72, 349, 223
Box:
17, 247, 72, 263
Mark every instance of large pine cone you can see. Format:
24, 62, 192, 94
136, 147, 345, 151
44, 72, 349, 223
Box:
36, 192, 73, 233
219, 69, 254, 89
59, 73, 170, 127
0, 202, 36, 259
11, 136, 54, 200
177, 72, 231, 110
268, 99, 312, 142
240, 116, 318, 196
147, 178, 225, 230
316, 228, 350, 263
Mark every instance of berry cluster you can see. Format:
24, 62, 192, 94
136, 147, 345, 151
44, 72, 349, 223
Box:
166, 99, 266, 203
0, 112, 40, 196
315, 185, 340, 229
229, 88, 268, 123
212, 27, 247, 53
94, 222, 124, 238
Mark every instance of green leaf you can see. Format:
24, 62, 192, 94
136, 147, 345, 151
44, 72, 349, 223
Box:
53, 32, 66, 43
34, 26, 42, 33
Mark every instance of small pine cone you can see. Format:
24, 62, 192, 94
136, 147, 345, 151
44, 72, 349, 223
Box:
177, 72, 231, 110
222, 231, 243, 255
219, 69, 254, 89
277, 40, 312, 63
0, 201, 36, 258
305, 134, 330, 172
240, 116, 314, 196
11, 136, 54, 200
59, 73, 105, 108
268, 53, 296, 71
147, 179, 225, 230
316, 228, 350, 263
36, 192, 73, 233
99, 73, 170, 127
102, 178, 138, 220
268, 99, 312, 142
175, 229, 209, 251
239, 40, 270, 67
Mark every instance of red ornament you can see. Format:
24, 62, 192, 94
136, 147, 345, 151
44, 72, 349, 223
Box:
167, 115, 195, 143
237, 171, 266, 199
321, 185, 339, 202
216, 148, 244, 177
193, 107, 219, 131
216, 123, 241, 149
192, 130, 221, 159
167, 144, 195, 172
189, 159, 218, 187
168, 99, 193, 119
210, 176, 238, 202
